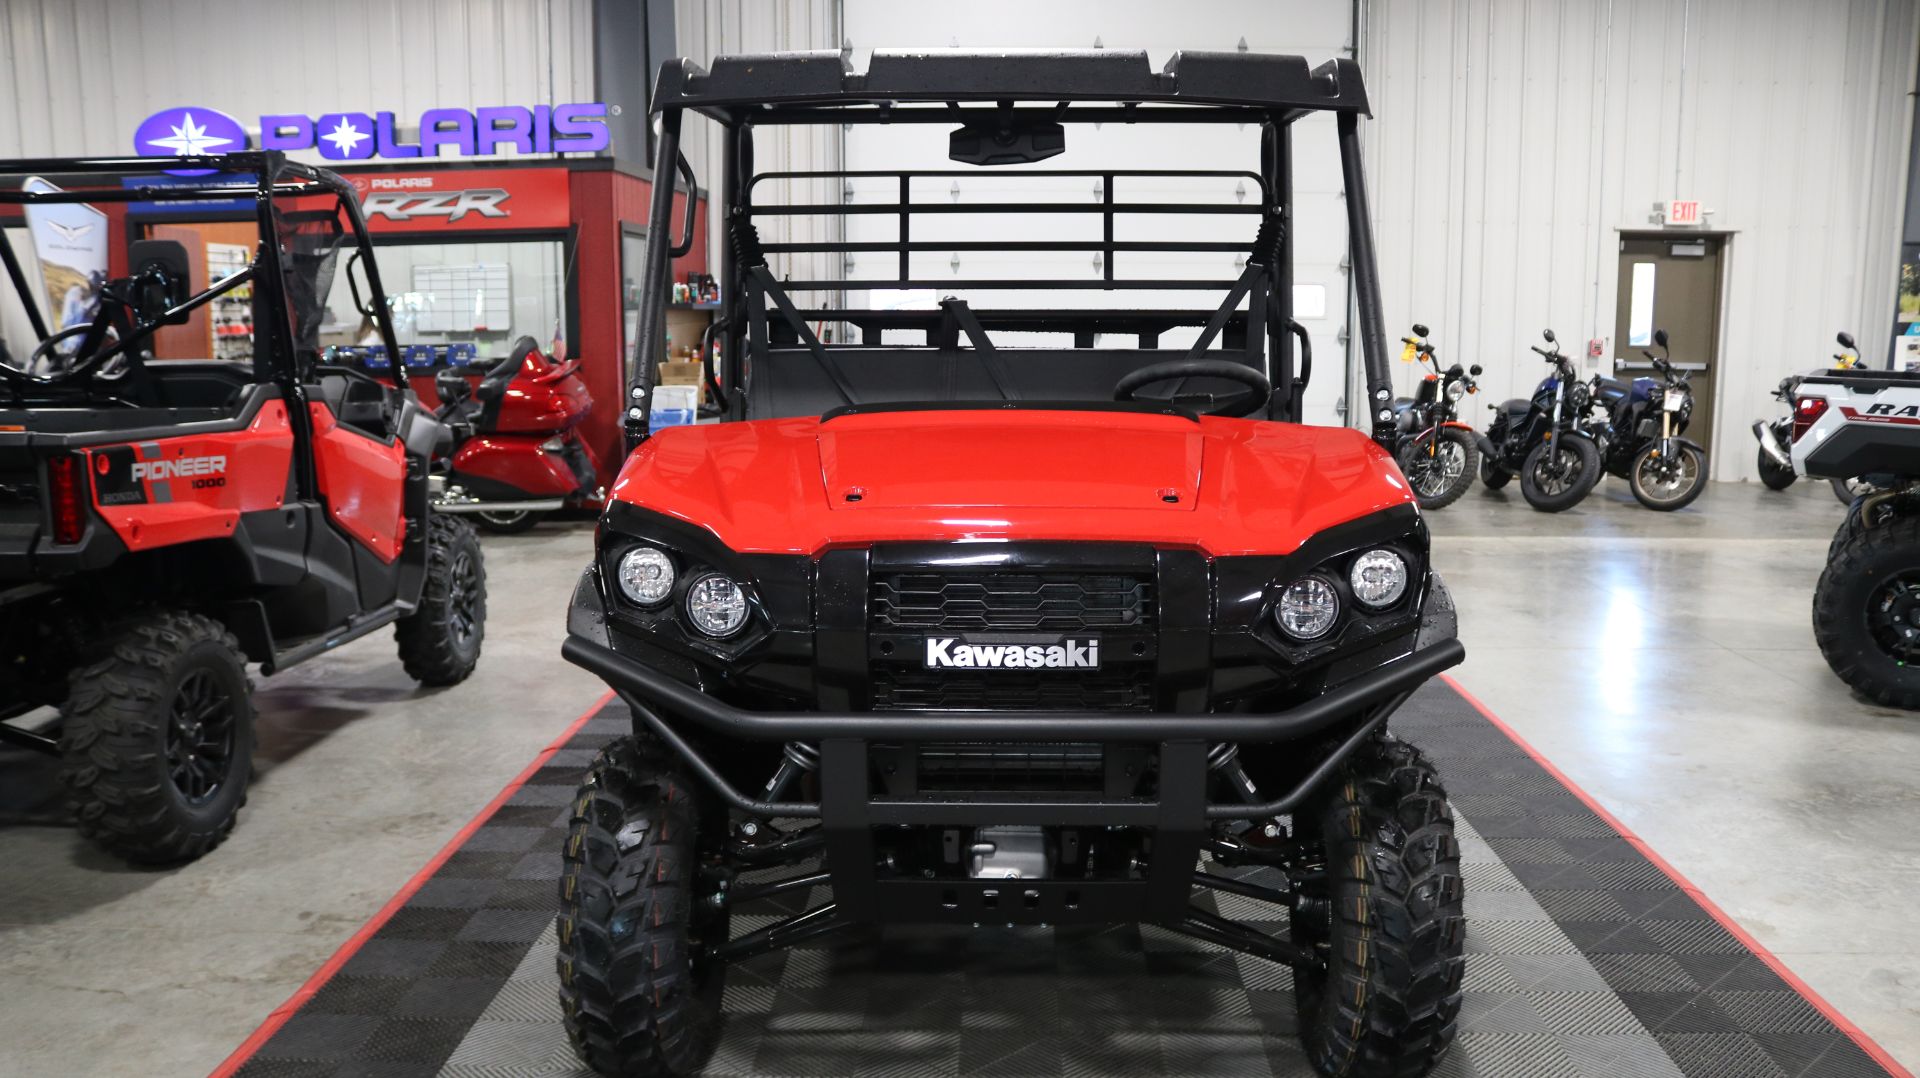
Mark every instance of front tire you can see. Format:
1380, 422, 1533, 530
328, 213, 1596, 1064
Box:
558, 735, 729, 1078
1629, 442, 1708, 511
1399, 428, 1478, 510
395, 515, 486, 686
58, 611, 255, 865
475, 509, 546, 534
1292, 736, 1464, 1078
1519, 435, 1600, 513
1814, 515, 1920, 709
1756, 445, 1796, 490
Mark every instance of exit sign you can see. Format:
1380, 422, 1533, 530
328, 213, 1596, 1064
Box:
1668, 200, 1702, 225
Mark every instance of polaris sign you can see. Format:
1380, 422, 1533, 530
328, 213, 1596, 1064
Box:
134, 103, 610, 164
923, 636, 1101, 670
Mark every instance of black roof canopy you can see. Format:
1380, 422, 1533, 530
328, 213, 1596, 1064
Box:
651, 49, 1371, 123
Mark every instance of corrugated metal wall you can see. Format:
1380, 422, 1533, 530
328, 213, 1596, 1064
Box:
672, 0, 843, 283
0, 0, 597, 161
1363, 0, 1919, 480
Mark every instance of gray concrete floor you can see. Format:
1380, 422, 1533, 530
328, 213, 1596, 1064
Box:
1, 480, 1917, 1075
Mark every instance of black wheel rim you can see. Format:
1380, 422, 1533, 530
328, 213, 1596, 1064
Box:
1407, 437, 1467, 497
165, 669, 236, 805
1532, 446, 1581, 496
1867, 572, 1920, 663
448, 548, 480, 651
1635, 448, 1699, 504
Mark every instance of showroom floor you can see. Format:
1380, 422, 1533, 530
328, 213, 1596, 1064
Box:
1, 478, 1916, 1077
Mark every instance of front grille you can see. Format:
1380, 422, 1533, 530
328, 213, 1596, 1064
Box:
914, 742, 1105, 793
870, 665, 1155, 711
870, 571, 1154, 633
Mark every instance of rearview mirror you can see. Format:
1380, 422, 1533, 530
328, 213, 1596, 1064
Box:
1838, 331, 1857, 350
1411, 323, 1429, 337
1469, 364, 1483, 376
127, 239, 191, 325
1653, 328, 1669, 349
1542, 328, 1556, 343
949, 118, 1065, 166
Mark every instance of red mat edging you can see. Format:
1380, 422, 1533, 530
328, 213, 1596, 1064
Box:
1441, 673, 1914, 1078
206, 689, 615, 1078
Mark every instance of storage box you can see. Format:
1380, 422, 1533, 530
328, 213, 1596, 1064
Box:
649, 384, 699, 433
657, 361, 706, 406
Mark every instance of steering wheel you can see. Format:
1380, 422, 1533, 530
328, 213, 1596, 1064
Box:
1114, 360, 1272, 418
7, 322, 123, 387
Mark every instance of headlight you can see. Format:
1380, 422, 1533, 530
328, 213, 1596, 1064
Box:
685, 573, 749, 637
1446, 380, 1467, 401
1349, 549, 1408, 608
616, 547, 675, 606
1276, 576, 1339, 639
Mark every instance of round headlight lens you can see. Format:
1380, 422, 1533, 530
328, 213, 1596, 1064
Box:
1446, 380, 1467, 401
1276, 576, 1339, 639
685, 573, 749, 637
1349, 549, 1408, 608
616, 547, 675, 606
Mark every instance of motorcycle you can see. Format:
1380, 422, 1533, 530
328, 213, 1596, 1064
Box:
1388, 323, 1483, 509
1476, 328, 1602, 512
1753, 332, 1863, 501
1583, 328, 1708, 511
428, 336, 604, 533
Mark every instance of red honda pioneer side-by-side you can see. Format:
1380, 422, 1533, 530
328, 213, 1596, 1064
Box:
0, 154, 485, 864
560, 51, 1465, 1078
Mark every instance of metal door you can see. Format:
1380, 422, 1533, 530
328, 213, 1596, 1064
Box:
1613, 235, 1724, 451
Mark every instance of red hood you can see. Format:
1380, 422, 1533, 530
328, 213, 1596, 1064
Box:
609, 409, 1413, 556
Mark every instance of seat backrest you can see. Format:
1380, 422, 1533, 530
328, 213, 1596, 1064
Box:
746, 347, 1264, 419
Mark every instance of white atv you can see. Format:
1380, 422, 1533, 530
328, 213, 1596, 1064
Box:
1788, 367, 1920, 706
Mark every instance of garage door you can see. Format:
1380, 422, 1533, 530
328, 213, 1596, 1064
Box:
838, 1, 1357, 428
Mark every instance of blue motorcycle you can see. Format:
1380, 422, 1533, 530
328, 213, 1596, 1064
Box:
1582, 329, 1708, 511
1477, 328, 1602, 512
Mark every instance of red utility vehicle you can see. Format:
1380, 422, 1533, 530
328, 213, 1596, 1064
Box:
0, 154, 486, 865
560, 51, 1465, 1078
429, 336, 603, 533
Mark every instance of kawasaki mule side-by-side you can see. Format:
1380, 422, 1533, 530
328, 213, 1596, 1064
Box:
559, 50, 1467, 1078
0, 155, 485, 864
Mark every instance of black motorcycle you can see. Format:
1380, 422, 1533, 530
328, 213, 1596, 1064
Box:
1477, 328, 1601, 512
1581, 329, 1708, 511
1389, 324, 1483, 509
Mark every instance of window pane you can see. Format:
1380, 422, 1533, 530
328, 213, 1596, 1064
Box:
1626, 262, 1656, 347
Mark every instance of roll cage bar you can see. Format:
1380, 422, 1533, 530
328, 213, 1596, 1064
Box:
0, 152, 404, 501
624, 49, 1395, 447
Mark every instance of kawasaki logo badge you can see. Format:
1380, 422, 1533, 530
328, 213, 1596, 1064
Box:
924, 636, 1100, 670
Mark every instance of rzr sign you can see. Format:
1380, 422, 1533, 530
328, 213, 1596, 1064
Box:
134, 103, 609, 163
362, 186, 510, 224
342, 169, 570, 233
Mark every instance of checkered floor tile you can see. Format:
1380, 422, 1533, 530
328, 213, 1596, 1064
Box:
227, 686, 1899, 1078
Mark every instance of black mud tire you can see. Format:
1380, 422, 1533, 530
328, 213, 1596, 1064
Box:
558, 735, 729, 1078
1399, 428, 1479, 511
1479, 456, 1512, 491
1756, 446, 1796, 491
57, 611, 255, 865
1519, 435, 1600, 513
396, 514, 486, 686
1814, 515, 1920, 710
475, 509, 546, 535
1629, 442, 1708, 512
1291, 735, 1464, 1078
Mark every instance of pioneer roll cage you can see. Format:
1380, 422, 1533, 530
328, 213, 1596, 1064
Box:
0, 153, 405, 501
624, 49, 1397, 445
